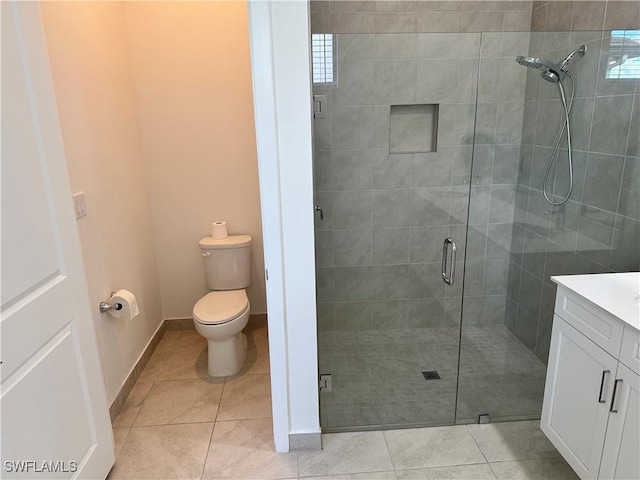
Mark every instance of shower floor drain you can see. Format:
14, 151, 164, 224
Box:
422, 370, 441, 380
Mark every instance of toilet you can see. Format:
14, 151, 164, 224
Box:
193, 234, 252, 377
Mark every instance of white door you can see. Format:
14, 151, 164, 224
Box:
599, 362, 640, 480
541, 316, 618, 480
1, 2, 114, 478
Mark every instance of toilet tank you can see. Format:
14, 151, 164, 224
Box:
199, 235, 252, 290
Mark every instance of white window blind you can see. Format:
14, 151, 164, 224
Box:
312, 34, 335, 84
607, 30, 640, 79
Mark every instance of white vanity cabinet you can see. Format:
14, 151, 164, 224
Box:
541, 273, 640, 480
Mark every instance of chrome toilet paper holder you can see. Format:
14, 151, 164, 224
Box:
99, 292, 123, 313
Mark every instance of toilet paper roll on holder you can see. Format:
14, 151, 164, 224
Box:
99, 292, 123, 313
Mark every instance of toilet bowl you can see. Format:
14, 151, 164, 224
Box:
193, 289, 251, 377
193, 234, 252, 377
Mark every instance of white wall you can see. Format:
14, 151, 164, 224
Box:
40, 2, 163, 404
123, 1, 266, 319
248, 0, 320, 451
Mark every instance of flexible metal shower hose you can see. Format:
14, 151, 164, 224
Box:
543, 71, 576, 206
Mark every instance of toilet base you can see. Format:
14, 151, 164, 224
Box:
207, 332, 247, 377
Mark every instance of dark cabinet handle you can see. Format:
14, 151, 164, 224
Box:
598, 370, 610, 403
610, 379, 623, 413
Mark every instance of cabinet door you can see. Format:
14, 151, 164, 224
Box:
541, 316, 619, 479
599, 363, 640, 480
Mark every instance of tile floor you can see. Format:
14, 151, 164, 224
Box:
109, 322, 577, 480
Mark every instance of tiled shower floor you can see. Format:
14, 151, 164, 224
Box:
319, 324, 547, 429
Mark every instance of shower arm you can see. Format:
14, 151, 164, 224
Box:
559, 45, 587, 72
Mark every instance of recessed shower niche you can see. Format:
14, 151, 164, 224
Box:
389, 104, 439, 154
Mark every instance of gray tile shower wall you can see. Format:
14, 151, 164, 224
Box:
311, 1, 639, 36
507, 30, 640, 363
310, 1, 534, 34
313, 31, 485, 335
531, 1, 640, 32
314, 30, 530, 335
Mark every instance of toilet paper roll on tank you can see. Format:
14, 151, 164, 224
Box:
107, 289, 140, 320
211, 220, 228, 239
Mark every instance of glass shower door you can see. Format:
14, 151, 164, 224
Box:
456, 29, 640, 424
312, 31, 481, 431
455, 31, 543, 424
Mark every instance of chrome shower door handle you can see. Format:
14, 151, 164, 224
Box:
449, 240, 456, 285
441, 238, 449, 284
442, 238, 457, 286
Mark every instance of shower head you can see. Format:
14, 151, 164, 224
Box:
516, 56, 554, 70
516, 55, 563, 83
541, 69, 562, 84
515, 45, 586, 84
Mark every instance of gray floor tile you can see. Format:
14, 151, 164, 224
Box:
299, 431, 393, 477
202, 418, 298, 479
489, 458, 579, 480
109, 423, 213, 479
134, 378, 224, 426
396, 463, 497, 479
157, 344, 209, 380
136, 347, 172, 383
300, 472, 397, 480
112, 381, 153, 428
216, 373, 272, 421
384, 425, 486, 470
156, 331, 180, 350
174, 330, 207, 347
467, 421, 560, 462
112, 427, 130, 458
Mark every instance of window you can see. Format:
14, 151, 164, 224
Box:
606, 30, 640, 79
312, 34, 335, 84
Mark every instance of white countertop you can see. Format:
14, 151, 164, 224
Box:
552, 272, 640, 332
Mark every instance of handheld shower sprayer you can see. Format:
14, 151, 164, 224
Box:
515, 55, 565, 83
515, 45, 587, 206
516, 45, 586, 85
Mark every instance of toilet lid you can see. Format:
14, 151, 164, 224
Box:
193, 290, 249, 325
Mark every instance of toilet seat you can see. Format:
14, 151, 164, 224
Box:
193, 290, 249, 325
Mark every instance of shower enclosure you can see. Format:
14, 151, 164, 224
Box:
313, 27, 639, 431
